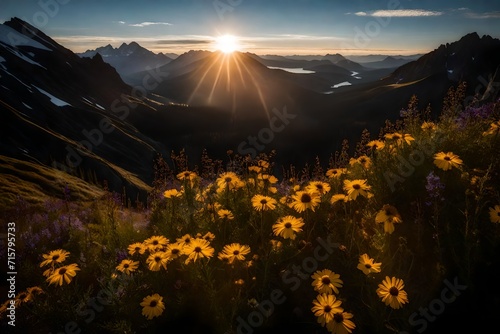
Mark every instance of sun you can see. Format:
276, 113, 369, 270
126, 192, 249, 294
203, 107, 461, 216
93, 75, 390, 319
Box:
214, 34, 241, 54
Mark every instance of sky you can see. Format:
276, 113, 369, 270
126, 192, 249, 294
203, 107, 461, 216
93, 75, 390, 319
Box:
1, 0, 499, 56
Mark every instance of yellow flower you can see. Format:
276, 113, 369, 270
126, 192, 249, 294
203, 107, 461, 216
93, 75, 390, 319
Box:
311, 293, 344, 325
311, 269, 343, 294
367, 140, 385, 151
140, 294, 165, 320
290, 190, 321, 213
376, 276, 409, 309
217, 209, 234, 220
248, 165, 262, 173
26, 286, 44, 300
330, 194, 349, 204
218, 243, 251, 264
272, 216, 305, 240
375, 204, 402, 234
306, 181, 331, 195
184, 238, 215, 264
403, 133, 415, 145
257, 159, 270, 169
176, 170, 198, 182
201, 232, 216, 242
176, 234, 193, 248
116, 259, 140, 275
489, 205, 500, 223
270, 239, 283, 251
349, 155, 372, 169
251, 194, 277, 211
144, 235, 169, 251
483, 120, 500, 136
257, 173, 278, 184
357, 254, 382, 275
40, 249, 70, 267
433, 151, 463, 171
128, 242, 147, 255
42, 268, 54, 278
15, 287, 43, 306
327, 311, 356, 334
421, 121, 437, 131
146, 251, 169, 271
343, 179, 372, 200
216, 172, 244, 192
384, 132, 414, 146
326, 168, 347, 179
165, 242, 184, 260
163, 188, 182, 198
47, 263, 80, 286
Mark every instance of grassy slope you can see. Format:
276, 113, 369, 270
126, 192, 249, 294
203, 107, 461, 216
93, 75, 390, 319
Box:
0, 155, 106, 212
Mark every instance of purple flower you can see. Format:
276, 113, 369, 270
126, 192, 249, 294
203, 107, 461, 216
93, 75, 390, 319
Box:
425, 171, 445, 205
455, 103, 495, 128
116, 249, 128, 263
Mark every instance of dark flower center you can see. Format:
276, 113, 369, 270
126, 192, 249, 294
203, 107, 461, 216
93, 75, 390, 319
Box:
124, 264, 129, 268
260, 199, 268, 204
233, 250, 240, 255
393, 134, 401, 139
149, 300, 157, 307
321, 277, 331, 284
152, 240, 159, 245
172, 249, 179, 254
360, 158, 366, 163
135, 247, 141, 251
389, 287, 399, 296
324, 305, 332, 313
353, 184, 361, 190
194, 247, 202, 253
59, 268, 67, 275
52, 255, 60, 261
333, 312, 344, 323
301, 194, 311, 203
185, 238, 191, 243
385, 209, 393, 216
444, 156, 451, 161
365, 263, 372, 268
316, 185, 323, 190
225, 177, 232, 183
154, 256, 161, 262
284, 222, 292, 228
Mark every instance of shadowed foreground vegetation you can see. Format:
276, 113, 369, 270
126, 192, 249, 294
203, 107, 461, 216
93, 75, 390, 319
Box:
1, 87, 499, 333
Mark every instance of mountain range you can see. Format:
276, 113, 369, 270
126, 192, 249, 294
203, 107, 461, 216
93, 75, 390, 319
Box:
77, 42, 174, 82
1, 17, 499, 207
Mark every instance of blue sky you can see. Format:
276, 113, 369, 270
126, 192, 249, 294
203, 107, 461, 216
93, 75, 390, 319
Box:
1, 0, 499, 55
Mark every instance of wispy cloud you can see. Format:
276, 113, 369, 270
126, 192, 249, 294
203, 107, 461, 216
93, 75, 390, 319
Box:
464, 11, 500, 19
258, 34, 346, 41
156, 39, 210, 45
353, 9, 443, 17
128, 21, 172, 27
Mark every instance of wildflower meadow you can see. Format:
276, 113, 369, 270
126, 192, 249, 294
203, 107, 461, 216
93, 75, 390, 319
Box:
1, 86, 499, 333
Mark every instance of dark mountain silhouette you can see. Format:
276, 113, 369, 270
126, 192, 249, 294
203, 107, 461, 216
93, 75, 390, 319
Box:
78, 42, 173, 81
0, 17, 168, 203
362, 56, 415, 69
389, 33, 500, 87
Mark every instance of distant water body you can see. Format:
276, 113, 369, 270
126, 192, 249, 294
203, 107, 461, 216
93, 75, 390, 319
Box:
267, 66, 316, 74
